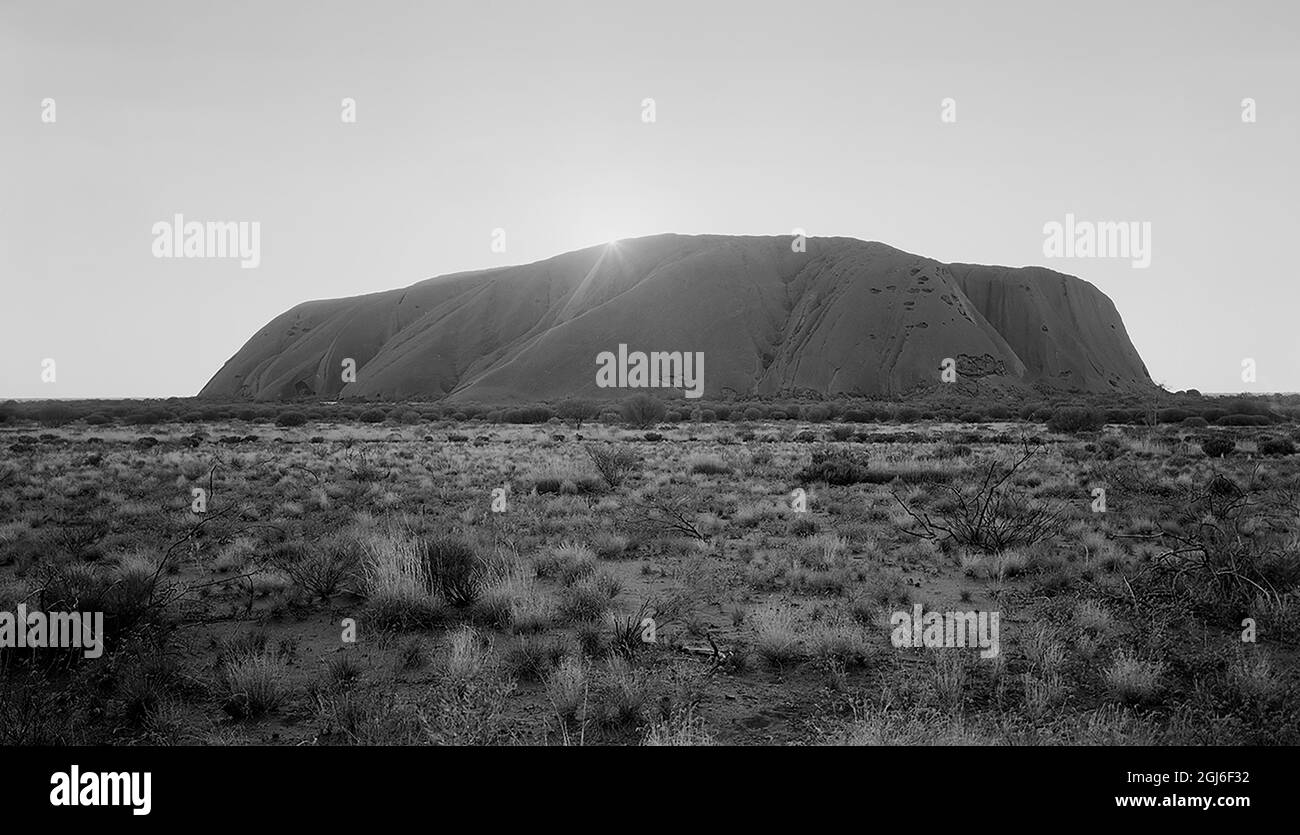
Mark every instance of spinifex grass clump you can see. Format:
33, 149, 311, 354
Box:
217, 647, 289, 719
796, 447, 871, 486
643, 708, 716, 746
421, 537, 484, 608
545, 656, 588, 725
749, 604, 803, 669
360, 532, 447, 629
424, 629, 516, 745
37, 553, 161, 648
531, 465, 602, 495
1103, 651, 1165, 705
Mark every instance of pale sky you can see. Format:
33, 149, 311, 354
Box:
3, 0, 1298, 398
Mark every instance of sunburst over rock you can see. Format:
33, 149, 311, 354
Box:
200, 234, 1153, 401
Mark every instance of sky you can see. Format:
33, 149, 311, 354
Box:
2, 0, 1298, 398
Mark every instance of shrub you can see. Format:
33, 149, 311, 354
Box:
620, 394, 667, 428
125, 409, 168, 426
1259, 437, 1295, 456
585, 444, 640, 488
894, 407, 921, 423
1216, 414, 1270, 427
801, 404, 831, 422
893, 444, 1066, 552
273, 536, 360, 600
275, 411, 308, 427
358, 408, 387, 423
33, 403, 75, 427
1222, 398, 1271, 416
1047, 407, 1104, 433
742, 407, 764, 421
828, 425, 854, 442
557, 399, 598, 429
1151, 471, 1300, 609
1201, 437, 1235, 458
504, 405, 554, 424
1181, 416, 1209, 428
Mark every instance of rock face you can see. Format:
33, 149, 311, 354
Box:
199, 234, 1153, 402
